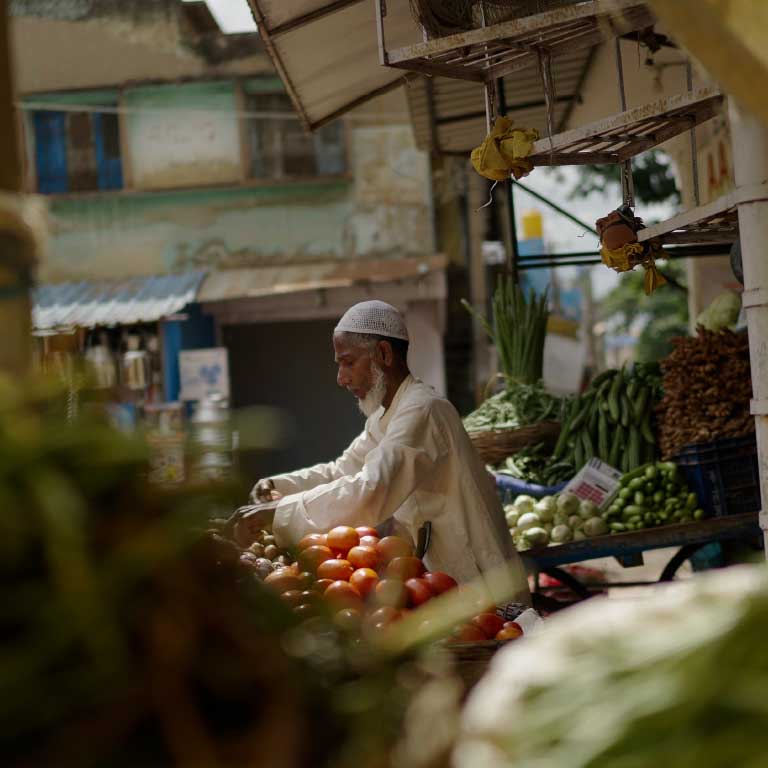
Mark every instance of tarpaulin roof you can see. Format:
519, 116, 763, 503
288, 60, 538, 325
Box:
246, 0, 417, 131
33, 271, 206, 330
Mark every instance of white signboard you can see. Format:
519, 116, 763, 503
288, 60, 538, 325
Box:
179, 347, 230, 402
563, 458, 622, 510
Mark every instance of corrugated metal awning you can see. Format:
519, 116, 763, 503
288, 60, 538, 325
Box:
33, 271, 206, 331
197, 255, 446, 302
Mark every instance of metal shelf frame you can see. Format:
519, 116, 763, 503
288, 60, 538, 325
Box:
376, 0, 654, 83
527, 87, 723, 165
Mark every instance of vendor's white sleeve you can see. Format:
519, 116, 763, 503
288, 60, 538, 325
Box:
251, 429, 372, 501
272, 403, 445, 546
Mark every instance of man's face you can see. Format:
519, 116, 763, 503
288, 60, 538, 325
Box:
333, 334, 375, 399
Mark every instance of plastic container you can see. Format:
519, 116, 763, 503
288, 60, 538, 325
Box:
495, 473, 568, 504
674, 434, 760, 517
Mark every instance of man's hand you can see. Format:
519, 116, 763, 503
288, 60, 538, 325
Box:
251, 478, 283, 503
225, 502, 279, 547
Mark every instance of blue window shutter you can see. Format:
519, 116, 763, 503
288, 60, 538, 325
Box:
93, 112, 124, 190
33, 111, 68, 194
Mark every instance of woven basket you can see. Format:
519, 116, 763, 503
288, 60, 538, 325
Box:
469, 420, 561, 465
442, 640, 501, 690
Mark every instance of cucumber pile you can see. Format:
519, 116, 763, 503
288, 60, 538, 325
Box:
552, 363, 662, 475
604, 462, 705, 532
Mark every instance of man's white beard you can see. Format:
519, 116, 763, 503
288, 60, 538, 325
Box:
358, 362, 387, 417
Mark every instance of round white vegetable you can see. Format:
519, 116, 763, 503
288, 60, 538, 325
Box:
543, 522, 554, 534
579, 499, 599, 520
584, 516, 609, 537
550, 524, 573, 544
533, 496, 557, 522
556, 492, 580, 516
568, 515, 584, 531
573, 529, 587, 541
522, 526, 549, 547
513, 495, 536, 515
517, 512, 541, 531
552, 512, 570, 528
505, 508, 520, 527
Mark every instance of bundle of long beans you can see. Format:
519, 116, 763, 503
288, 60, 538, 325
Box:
463, 276, 549, 385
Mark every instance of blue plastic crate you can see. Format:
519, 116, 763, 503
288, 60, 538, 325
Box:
495, 473, 568, 504
674, 434, 761, 517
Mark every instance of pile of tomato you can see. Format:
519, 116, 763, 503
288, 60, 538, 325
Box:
256, 525, 524, 644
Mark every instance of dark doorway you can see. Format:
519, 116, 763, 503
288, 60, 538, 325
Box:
223, 319, 364, 484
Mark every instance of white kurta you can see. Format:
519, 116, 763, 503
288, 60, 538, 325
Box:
265, 375, 529, 602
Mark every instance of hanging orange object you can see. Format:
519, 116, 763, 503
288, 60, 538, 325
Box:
596, 206, 667, 295
471, 117, 539, 181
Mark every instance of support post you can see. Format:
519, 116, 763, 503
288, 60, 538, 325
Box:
728, 98, 768, 557
0, 0, 34, 376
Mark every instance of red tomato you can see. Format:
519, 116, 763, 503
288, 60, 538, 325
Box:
363, 606, 401, 636
297, 533, 327, 551
349, 567, 379, 598
404, 578, 433, 607
296, 571, 314, 590
496, 624, 524, 641
386, 556, 426, 581
376, 536, 414, 563
334, 607, 362, 632
264, 570, 302, 594
280, 589, 305, 608
298, 545, 334, 574
312, 578, 333, 595
324, 580, 363, 610
317, 558, 354, 582
327, 526, 360, 556
373, 578, 408, 609
423, 571, 458, 595
347, 545, 379, 571
450, 624, 487, 643
293, 603, 316, 619
471, 613, 505, 639
355, 526, 379, 539
359, 534, 380, 548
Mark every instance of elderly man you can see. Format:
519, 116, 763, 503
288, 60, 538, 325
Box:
247, 300, 529, 601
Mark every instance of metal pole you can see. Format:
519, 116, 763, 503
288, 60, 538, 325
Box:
728, 98, 768, 558
512, 179, 598, 235
0, 0, 33, 376
497, 78, 519, 283
614, 38, 635, 208
686, 61, 701, 207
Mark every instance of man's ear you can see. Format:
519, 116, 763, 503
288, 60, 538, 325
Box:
378, 340, 394, 367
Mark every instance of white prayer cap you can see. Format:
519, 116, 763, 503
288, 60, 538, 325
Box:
334, 300, 409, 341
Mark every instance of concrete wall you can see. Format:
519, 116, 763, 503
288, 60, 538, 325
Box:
37, 80, 432, 283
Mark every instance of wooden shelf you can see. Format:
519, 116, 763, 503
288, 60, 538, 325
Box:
528, 88, 722, 165
636, 184, 768, 246
382, 0, 653, 83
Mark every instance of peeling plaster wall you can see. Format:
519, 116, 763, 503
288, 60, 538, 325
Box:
125, 82, 242, 190
40, 118, 432, 282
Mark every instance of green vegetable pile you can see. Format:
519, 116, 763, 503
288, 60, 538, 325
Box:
552, 363, 662, 474
462, 276, 549, 385
493, 442, 573, 486
463, 384, 563, 433
604, 461, 705, 533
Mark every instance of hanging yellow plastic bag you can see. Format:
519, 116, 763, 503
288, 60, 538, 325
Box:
471, 117, 539, 181
600, 243, 667, 295
596, 206, 667, 295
